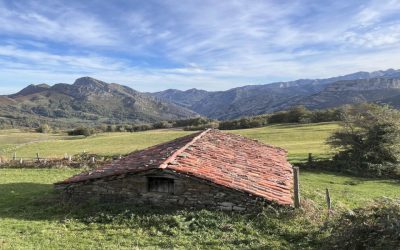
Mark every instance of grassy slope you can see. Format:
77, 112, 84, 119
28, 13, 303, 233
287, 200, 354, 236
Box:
6, 122, 338, 161
0, 168, 398, 249
6, 130, 193, 158
0, 129, 65, 154
230, 122, 339, 161
0, 123, 399, 249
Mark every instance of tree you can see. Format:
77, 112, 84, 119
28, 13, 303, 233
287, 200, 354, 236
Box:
36, 124, 51, 133
286, 106, 311, 123
327, 103, 400, 176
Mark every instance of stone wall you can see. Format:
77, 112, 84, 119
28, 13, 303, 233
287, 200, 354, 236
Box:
57, 169, 269, 212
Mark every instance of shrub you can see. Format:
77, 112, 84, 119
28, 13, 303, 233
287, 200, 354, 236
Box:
218, 115, 268, 130
36, 124, 51, 133
173, 117, 212, 127
68, 127, 95, 137
328, 104, 400, 177
325, 198, 400, 249
132, 124, 153, 132
153, 121, 173, 129
183, 121, 219, 131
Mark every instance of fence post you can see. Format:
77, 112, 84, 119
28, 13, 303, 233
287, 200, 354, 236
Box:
36, 152, 40, 162
293, 166, 301, 208
326, 188, 331, 217
13, 152, 16, 161
68, 155, 72, 163
91, 157, 95, 164
19, 158, 23, 164
308, 153, 313, 165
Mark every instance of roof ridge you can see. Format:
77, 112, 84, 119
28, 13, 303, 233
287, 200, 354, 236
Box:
159, 128, 211, 169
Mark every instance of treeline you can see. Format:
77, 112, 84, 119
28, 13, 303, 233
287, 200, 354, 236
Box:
64, 117, 216, 136
218, 106, 340, 130
59, 106, 341, 136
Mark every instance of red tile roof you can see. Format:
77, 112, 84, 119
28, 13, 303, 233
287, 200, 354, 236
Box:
56, 129, 293, 205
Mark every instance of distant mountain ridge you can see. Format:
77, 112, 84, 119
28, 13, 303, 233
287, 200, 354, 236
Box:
2, 69, 400, 128
151, 69, 400, 119
0, 77, 198, 128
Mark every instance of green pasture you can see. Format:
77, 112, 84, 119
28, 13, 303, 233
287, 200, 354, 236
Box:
0, 168, 398, 249
1, 123, 399, 249
2, 122, 339, 162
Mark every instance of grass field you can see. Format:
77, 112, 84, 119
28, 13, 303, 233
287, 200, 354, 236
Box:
0, 168, 398, 249
0, 123, 399, 249
230, 122, 339, 161
2, 122, 339, 162
0, 129, 65, 154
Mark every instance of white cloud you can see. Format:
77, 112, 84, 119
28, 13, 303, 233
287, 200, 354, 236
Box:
356, 0, 400, 25
343, 24, 400, 48
1, 0, 400, 94
0, 1, 118, 47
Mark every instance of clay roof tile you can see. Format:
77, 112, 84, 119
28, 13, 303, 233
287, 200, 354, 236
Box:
55, 129, 293, 206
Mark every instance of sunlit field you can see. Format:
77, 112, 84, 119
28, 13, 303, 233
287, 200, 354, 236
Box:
2, 122, 338, 162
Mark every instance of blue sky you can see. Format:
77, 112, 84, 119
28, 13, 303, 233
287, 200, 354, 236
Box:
1, 0, 400, 93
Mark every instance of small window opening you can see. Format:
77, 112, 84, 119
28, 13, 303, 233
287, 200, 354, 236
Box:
148, 177, 174, 193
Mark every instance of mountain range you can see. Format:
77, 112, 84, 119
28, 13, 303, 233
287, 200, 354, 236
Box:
152, 69, 400, 119
1, 69, 400, 128
0, 77, 197, 128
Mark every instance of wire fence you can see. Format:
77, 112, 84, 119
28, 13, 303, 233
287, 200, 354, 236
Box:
0, 151, 330, 168
0, 152, 122, 168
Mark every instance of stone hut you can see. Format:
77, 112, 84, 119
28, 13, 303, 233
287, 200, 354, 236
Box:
55, 129, 294, 211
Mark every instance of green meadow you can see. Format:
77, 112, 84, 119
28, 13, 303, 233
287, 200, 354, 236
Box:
2, 122, 338, 162
0, 169, 398, 249
0, 122, 399, 249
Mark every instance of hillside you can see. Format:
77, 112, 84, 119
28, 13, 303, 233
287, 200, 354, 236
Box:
152, 69, 400, 119
0, 77, 198, 128
3, 69, 400, 127
298, 78, 400, 109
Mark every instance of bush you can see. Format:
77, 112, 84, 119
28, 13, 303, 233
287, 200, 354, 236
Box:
183, 121, 219, 131
173, 117, 212, 127
325, 198, 400, 249
328, 104, 400, 177
153, 121, 173, 129
132, 124, 153, 132
36, 124, 51, 133
68, 127, 95, 137
218, 115, 269, 130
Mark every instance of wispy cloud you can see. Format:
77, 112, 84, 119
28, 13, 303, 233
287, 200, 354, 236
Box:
0, 1, 117, 47
0, 0, 400, 93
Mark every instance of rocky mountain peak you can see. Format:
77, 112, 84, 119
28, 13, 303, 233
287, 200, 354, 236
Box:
9, 83, 50, 97
73, 77, 108, 88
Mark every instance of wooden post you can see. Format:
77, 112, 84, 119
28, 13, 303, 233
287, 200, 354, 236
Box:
91, 157, 95, 163
19, 158, 23, 164
36, 153, 40, 162
326, 188, 331, 217
68, 155, 72, 163
308, 153, 313, 164
293, 166, 300, 208
13, 152, 16, 161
